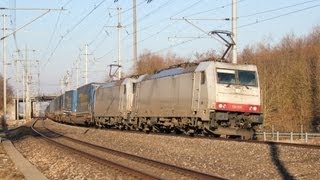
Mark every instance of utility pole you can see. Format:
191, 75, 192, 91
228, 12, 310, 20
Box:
106, 7, 123, 80
18, 45, 36, 120
114, 0, 153, 70
24, 45, 31, 120
76, 58, 79, 88
2, 14, 7, 128
133, 0, 137, 70
60, 78, 63, 94
62, 71, 70, 91
232, 0, 237, 64
36, 60, 40, 96
82, 44, 92, 84
14, 55, 20, 120
117, 7, 122, 79
22, 61, 25, 120
85, 44, 88, 84
0, 8, 64, 123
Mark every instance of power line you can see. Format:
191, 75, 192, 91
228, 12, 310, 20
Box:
123, 0, 204, 36
1, 10, 51, 40
91, 31, 110, 54
62, 0, 74, 7
41, 0, 74, 60
238, 3, 320, 29
154, 38, 198, 54
40, 11, 62, 60
184, 0, 246, 17
114, 0, 145, 17
240, 0, 320, 18
170, 0, 203, 18
44, 0, 108, 67
88, 15, 112, 46
127, 21, 176, 49
118, 37, 198, 72
94, 0, 319, 71
124, 0, 175, 26
95, 0, 204, 61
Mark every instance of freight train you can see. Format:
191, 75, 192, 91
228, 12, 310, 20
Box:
45, 61, 263, 139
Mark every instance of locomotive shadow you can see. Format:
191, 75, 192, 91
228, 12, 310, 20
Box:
269, 142, 294, 180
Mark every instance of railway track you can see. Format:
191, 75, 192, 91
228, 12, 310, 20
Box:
86, 125, 320, 150
31, 119, 225, 180
175, 134, 320, 150
50, 118, 320, 150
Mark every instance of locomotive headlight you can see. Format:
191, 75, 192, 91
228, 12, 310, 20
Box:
249, 106, 258, 111
217, 103, 226, 109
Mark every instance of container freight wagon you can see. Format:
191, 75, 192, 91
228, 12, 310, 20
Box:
45, 95, 64, 122
76, 83, 102, 125
61, 90, 77, 123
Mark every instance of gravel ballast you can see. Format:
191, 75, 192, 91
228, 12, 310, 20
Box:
7, 119, 320, 179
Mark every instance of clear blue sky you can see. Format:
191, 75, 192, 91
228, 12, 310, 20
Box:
1, 0, 320, 94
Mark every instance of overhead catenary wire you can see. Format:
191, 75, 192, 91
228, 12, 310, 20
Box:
238, 3, 320, 29
41, 0, 74, 60
44, 0, 109, 67
240, 0, 320, 18
42, 0, 320, 86
1, 10, 51, 40
170, 0, 204, 18
132, 0, 204, 35
95, 0, 204, 61
124, 0, 175, 26
40, 11, 62, 60
88, 16, 112, 46
113, 0, 145, 18
121, 0, 204, 37
119, 37, 198, 70
184, 0, 247, 18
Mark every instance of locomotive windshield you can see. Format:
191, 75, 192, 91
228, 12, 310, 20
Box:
217, 68, 257, 86
238, 70, 257, 86
217, 69, 236, 84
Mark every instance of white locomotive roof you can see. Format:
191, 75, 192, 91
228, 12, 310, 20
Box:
144, 65, 197, 80
195, 61, 212, 72
140, 61, 258, 81
214, 62, 257, 71
150, 67, 185, 79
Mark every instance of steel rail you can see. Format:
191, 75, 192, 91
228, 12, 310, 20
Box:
31, 119, 159, 180
47, 118, 320, 150
39, 120, 226, 180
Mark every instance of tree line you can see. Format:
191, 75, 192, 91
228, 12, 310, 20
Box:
239, 26, 320, 132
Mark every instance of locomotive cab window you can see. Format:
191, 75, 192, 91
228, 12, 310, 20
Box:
123, 85, 126, 94
238, 70, 257, 86
217, 69, 236, 85
216, 68, 257, 87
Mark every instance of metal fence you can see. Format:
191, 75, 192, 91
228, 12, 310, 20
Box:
256, 132, 320, 143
